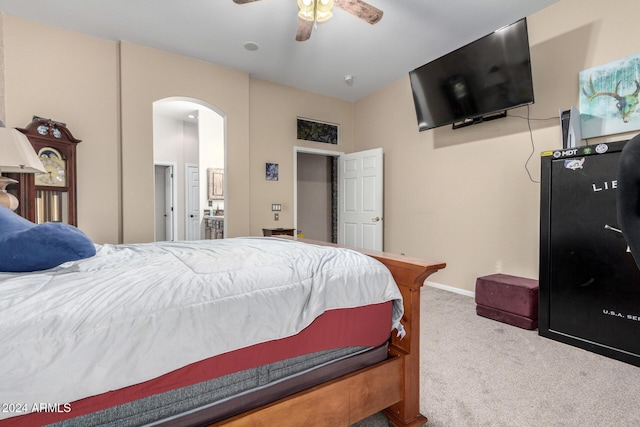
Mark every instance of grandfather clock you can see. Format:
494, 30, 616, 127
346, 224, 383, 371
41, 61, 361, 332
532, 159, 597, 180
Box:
15, 117, 82, 226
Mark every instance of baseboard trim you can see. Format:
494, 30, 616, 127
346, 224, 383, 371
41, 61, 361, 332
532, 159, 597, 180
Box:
425, 281, 475, 298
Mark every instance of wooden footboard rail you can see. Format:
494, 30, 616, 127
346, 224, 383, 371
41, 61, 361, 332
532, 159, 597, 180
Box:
367, 249, 446, 426
210, 238, 445, 427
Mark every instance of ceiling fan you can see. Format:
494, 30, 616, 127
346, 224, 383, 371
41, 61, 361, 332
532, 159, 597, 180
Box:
232, 0, 383, 42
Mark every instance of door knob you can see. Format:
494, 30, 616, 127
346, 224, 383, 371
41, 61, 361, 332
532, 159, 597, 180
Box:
371, 216, 381, 222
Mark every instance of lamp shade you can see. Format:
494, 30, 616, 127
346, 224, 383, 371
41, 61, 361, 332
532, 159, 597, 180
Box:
0, 127, 45, 173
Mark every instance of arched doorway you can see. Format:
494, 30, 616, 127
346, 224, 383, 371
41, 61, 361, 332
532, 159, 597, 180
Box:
153, 97, 225, 241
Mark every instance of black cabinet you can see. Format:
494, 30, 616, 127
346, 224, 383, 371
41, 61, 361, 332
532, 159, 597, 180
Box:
539, 140, 640, 366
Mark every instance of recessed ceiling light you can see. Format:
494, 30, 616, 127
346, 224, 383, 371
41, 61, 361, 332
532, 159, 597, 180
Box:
244, 41, 259, 51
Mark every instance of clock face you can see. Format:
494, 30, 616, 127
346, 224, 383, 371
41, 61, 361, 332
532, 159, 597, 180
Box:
36, 148, 66, 187
37, 125, 48, 136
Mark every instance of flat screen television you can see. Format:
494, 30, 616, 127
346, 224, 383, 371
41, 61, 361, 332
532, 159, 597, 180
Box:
409, 18, 534, 131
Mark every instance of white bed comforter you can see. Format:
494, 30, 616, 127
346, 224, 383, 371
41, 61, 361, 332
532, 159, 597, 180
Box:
0, 237, 402, 419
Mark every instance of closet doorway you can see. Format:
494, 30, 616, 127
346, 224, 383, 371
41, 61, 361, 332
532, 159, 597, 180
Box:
294, 146, 385, 250
294, 147, 339, 244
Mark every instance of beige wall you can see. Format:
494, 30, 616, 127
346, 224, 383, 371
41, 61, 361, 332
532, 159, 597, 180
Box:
119, 42, 251, 242
0, 14, 353, 244
2, 0, 639, 292
248, 78, 353, 236
353, 0, 640, 291
1, 14, 120, 244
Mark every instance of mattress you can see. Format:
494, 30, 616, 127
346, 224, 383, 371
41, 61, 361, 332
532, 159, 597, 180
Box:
6, 302, 392, 426
0, 237, 402, 423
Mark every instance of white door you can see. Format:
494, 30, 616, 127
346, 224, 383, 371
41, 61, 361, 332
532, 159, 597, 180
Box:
186, 165, 200, 240
338, 148, 383, 250
164, 166, 174, 241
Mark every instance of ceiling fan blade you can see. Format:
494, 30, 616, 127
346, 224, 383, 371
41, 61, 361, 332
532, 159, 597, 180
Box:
334, 0, 383, 24
296, 18, 313, 42
232, 0, 263, 4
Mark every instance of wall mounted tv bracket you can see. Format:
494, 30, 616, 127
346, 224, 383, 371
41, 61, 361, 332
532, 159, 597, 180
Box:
452, 111, 507, 130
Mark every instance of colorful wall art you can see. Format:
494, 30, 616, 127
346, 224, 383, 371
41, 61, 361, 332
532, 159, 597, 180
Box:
579, 52, 640, 139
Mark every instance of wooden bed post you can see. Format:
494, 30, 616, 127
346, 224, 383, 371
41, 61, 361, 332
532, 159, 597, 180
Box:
365, 252, 445, 427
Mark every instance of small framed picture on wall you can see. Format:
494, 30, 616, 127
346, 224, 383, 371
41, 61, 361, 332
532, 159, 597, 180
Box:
266, 163, 279, 181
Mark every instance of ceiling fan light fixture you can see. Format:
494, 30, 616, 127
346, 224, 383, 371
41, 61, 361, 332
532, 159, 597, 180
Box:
315, 0, 334, 22
297, 0, 315, 21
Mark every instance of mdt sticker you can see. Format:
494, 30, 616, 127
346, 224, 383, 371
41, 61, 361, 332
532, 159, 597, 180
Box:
553, 148, 579, 158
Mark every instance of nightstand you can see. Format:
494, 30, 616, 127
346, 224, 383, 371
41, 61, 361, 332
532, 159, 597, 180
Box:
262, 228, 296, 237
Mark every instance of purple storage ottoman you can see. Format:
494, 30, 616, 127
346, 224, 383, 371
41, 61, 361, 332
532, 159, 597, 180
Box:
475, 273, 539, 330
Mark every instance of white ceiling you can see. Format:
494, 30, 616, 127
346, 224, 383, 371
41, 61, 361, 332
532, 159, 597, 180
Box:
0, 0, 557, 103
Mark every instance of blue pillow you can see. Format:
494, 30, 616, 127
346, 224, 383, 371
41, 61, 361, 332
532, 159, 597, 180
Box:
0, 205, 96, 272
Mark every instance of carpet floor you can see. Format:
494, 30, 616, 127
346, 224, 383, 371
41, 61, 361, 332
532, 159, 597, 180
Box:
352, 285, 640, 427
